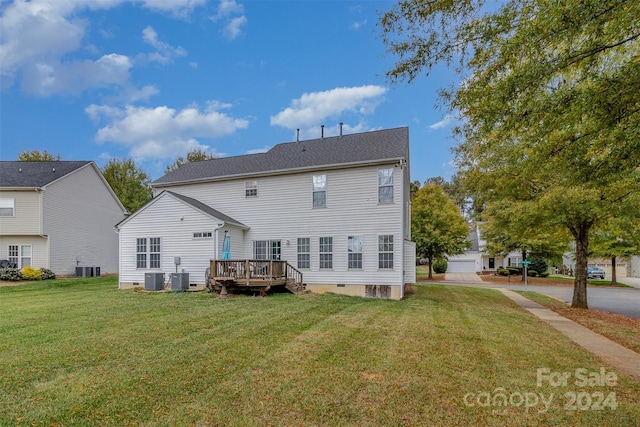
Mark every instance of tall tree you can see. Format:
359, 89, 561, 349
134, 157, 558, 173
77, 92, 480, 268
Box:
165, 149, 216, 173
18, 149, 61, 161
590, 215, 640, 286
412, 184, 470, 279
102, 159, 153, 213
380, 0, 640, 308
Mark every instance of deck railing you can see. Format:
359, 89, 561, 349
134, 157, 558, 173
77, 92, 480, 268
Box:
209, 259, 302, 290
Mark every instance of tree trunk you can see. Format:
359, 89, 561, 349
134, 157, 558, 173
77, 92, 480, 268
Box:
428, 257, 433, 279
521, 249, 527, 282
611, 255, 617, 286
571, 222, 590, 309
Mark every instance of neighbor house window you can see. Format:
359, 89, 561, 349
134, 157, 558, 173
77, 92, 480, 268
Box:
378, 235, 394, 269
378, 168, 394, 203
8, 245, 18, 266
508, 257, 522, 266
297, 238, 310, 269
136, 237, 160, 269
193, 232, 212, 239
245, 180, 258, 197
20, 245, 32, 268
312, 174, 327, 207
0, 198, 15, 217
319, 237, 333, 269
348, 236, 363, 269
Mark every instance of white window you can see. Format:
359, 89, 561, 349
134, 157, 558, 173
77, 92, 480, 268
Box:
8, 245, 18, 266
378, 168, 394, 203
378, 235, 394, 269
297, 238, 310, 269
245, 180, 258, 197
20, 245, 32, 268
508, 257, 522, 266
312, 174, 327, 207
348, 236, 363, 269
319, 237, 333, 269
0, 198, 15, 217
136, 237, 160, 269
253, 240, 281, 260
193, 232, 212, 239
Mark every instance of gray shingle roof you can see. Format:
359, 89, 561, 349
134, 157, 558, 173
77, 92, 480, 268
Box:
153, 127, 409, 186
167, 191, 247, 228
0, 161, 92, 188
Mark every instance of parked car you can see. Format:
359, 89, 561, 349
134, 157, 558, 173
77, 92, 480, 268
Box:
587, 266, 605, 280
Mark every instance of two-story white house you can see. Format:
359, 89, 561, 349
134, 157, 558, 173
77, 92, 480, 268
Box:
0, 161, 127, 275
115, 127, 416, 299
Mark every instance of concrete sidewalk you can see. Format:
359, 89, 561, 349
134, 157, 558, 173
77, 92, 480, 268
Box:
497, 288, 640, 382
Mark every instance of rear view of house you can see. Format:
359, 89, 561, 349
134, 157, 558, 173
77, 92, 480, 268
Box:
116, 127, 416, 299
0, 161, 127, 276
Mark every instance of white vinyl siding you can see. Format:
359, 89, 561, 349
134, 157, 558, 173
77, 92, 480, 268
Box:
145, 163, 406, 288
0, 198, 14, 217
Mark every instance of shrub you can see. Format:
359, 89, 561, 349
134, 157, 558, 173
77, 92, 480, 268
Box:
20, 266, 42, 281
527, 269, 538, 277
538, 271, 550, 278
506, 266, 522, 275
497, 268, 509, 276
41, 268, 56, 280
0, 267, 21, 281
528, 257, 549, 274
433, 259, 448, 274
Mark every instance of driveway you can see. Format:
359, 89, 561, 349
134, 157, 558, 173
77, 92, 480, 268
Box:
436, 274, 640, 319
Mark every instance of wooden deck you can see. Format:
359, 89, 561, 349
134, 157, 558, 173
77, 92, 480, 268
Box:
207, 259, 304, 296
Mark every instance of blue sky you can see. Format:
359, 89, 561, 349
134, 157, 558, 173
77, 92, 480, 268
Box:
0, 0, 460, 182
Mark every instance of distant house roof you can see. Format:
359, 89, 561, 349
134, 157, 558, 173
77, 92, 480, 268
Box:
0, 161, 93, 188
153, 127, 409, 187
166, 191, 247, 228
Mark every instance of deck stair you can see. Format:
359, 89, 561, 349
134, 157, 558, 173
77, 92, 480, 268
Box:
208, 259, 304, 296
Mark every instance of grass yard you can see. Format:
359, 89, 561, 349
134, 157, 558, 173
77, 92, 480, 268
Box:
1, 278, 639, 426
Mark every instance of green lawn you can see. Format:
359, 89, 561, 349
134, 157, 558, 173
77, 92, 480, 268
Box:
1, 278, 639, 426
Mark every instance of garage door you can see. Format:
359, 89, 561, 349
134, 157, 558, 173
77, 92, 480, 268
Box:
446, 259, 477, 273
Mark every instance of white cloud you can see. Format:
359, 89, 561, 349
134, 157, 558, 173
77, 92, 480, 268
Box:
270, 85, 387, 131
0, 0, 201, 95
350, 19, 367, 30
21, 53, 132, 96
142, 26, 187, 63
211, 0, 246, 40
428, 114, 454, 130
223, 15, 247, 40
86, 102, 249, 161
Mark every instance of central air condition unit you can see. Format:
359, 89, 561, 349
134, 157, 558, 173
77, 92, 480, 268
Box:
144, 272, 165, 291
76, 266, 92, 277
170, 272, 189, 291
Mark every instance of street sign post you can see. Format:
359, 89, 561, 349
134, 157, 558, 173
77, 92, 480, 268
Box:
521, 260, 531, 286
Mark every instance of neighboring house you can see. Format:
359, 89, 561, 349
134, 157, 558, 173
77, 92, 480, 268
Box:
630, 256, 640, 277
116, 127, 416, 299
0, 161, 127, 275
562, 253, 631, 279
446, 223, 521, 273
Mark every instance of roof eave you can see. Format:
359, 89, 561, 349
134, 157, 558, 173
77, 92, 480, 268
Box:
152, 157, 406, 189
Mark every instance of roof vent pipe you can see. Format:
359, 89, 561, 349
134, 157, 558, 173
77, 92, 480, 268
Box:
296, 128, 300, 142
339, 122, 343, 136
321, 125, 324, 139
